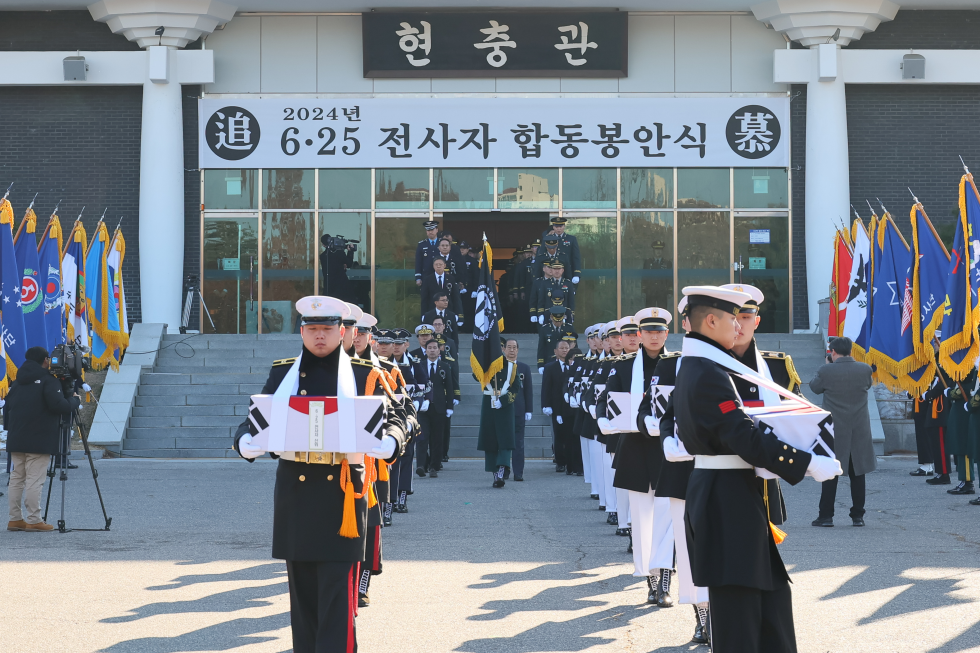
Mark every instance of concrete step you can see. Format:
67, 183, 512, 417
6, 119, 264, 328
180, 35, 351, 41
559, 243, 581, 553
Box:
129, 415, 244, 428
134, 394, 247, 407
120, 445, 240, 458
126, 426, 235, 439
132, 405, 244, 417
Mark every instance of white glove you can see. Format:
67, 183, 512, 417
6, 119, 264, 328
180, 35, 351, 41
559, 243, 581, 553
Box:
471, 291, 477, 298
457, 318, 464, 326
453, 399, 459, 407
589, 405, 596, 419
491, 397, 502, 409
663, 436, 694, 462
571, 276, 580, 284
82, 383, 92, 393
644, 415, 660, 437
569, 396, 579, 409
944, 387, 951, 397
237, 433, 263, 460
807, 455, 843, 483
525, 412, 532, 422
556, 415, 563, 425
459, 288, 466, 294
420, 400, 430, 412
537, 315, 544, 325
370, 434, 398, 459
542, 407, 553, 416
446, 409, 453, 417
412, 400, 420, 410
538, 367, 544, 374
563, 393, 569, 403
597, 417, 613, 434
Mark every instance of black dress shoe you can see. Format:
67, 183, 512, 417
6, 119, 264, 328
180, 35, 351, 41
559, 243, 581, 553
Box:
852, 517, 865, 527
626, 532, 632, 554
909, 468, 930, 476
442, 455, 450, 463
590, 494, 600, 500
607, 512, 618, 525
599, 505, 605, 511
566, 468, 573, 475
416, 467, 427, 478
492, 478, 504, 488
576, 471, 584, 476
811, 517, 834, 527
969, 497, 980, 505
53, 462, 78, 469
407, 489, 414, 495
358, 593, 370, 608
948, 481, 975, 495
615, 527, 630, 536
646, 576, 657, 604
383, 515, 392, 527
927, 473, 951, 485
514, 476, 524, 481
428, 469, 438, 478
657, 570, 674, 608
556, 465, 566, 473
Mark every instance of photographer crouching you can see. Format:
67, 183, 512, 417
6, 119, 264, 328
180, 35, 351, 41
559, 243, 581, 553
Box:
5, 347, 81, 532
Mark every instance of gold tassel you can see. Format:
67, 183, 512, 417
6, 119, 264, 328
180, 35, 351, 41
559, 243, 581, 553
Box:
378, 459, 390, 481
770, 522, 787, 545
338, 459, 360, 539
932, 398, 939, 419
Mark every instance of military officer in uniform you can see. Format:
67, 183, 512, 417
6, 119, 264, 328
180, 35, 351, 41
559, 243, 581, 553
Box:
673, 286, 841, 653
348, 312, 379, 362
535, 261, 576, 326
541, 216, 583, 284
537, 305, 577, 371
391, 329, 425, 515
584, 322, 624, 525
341, 303, 363, 353
418, 338, 454, 477
234, 296, 408, 653
533, 234, 573, 279
414, 220, 441, 287
476, 354, 524, 487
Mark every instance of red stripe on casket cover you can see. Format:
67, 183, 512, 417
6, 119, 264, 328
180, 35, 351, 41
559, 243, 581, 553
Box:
288, 397, 339, 415
718, 400, 738, 414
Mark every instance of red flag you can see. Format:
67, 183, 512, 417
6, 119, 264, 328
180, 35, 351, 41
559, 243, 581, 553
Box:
829, 230, 853, 337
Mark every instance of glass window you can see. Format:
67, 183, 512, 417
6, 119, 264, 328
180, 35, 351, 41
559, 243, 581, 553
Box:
319, 212, 371, 308
677, 168, 729, 209
622, 212, 674, 318
263, 169, 314, 210
319, 169, 371, 209
433, 168, 494, 209
375, 169, 429, 209
677, 211, 730, 289
202, 216, 258, 333
498, 168, 558, 210
734, 168, 788, 209
562, 215, 618, 329
734, 214, 790, 333
204, 170, 257, 210
261, 212, 315, 333
374, 217, 426, 327
562, 168, 617, 209
621, 168, 673, 209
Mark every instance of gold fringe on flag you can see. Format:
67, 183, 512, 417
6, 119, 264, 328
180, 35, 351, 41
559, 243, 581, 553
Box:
109, 229, 129, 351
939, 174, 980, 380
910, 201, 949, 386
86, 221, 125, 371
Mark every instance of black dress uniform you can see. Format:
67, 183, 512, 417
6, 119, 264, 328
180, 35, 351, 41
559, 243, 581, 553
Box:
234, 343, 408, 653
675, 331, 812, 653
537, 309, 577, 368
414, 228, 441, 283
542, 355, 578, 473
532, 245, 572, 279
418, 355, 454, 475
392, 349, 425, 513
422, 308, 460, 348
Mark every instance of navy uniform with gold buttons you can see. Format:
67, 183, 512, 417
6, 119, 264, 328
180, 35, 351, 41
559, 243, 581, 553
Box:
540, 216, 583, 282
414, 220, 441, 284
234, 297, 407, 653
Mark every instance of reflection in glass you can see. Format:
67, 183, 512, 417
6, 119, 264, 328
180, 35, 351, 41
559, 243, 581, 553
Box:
374, 217, 424, 326
262, 212, 314, 333
677, 168, 730, 208
735, 214, 789, 333
563, 215, 617, 328
263, 170, 314, 209
434, 168, 493, 209
734, 168, 788, 209
319, 169, 371, 209
498, 169, 558, 209
563, 169, 617, 209
376, 169, 429, 209
622, 212, 674, 318
204, 170, 257, 210
621, 169, 673, 209
203, 217, 258, 333
678, 211, 729, 289
319, 212, 371, 308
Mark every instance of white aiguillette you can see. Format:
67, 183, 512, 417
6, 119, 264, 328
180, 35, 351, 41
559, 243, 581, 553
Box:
246, 395, 387, 454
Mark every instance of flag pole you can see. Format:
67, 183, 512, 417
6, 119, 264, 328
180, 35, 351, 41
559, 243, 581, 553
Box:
931, 337, 950, 389
27, 192, 38, 211
50, 200, 61, 219
877, 198, 888, 215
866, 199, 876, 216
2, 182, 12, 202
959, 155, 970, 175
114, 216, 124, 233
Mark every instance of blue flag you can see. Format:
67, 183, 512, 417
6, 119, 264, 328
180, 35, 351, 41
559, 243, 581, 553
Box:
86, 221, 122, 371
0, 200, 28, 380
911, 203, 950, 359
13, 208, 48, 351
38, 214, 65, 352
939, 174, 980, 380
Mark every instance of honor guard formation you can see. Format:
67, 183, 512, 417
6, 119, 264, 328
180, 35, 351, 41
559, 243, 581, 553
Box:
230, 266, 851, 652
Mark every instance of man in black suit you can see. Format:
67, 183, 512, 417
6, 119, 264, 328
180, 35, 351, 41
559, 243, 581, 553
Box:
503, 338, 534, 481
423, 298, 460, 350
417, 339, 454, 477
420, 258, 462, 318
542, 338, 577, 473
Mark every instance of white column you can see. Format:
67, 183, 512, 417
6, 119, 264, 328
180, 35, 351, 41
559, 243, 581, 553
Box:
803, 44, 850, 330
139, 46, 184, 329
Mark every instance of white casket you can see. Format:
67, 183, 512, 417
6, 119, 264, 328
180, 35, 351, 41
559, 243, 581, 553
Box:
247, 394, 387, 453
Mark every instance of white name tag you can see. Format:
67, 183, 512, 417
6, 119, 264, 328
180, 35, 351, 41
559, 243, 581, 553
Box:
308, 401, 325, 451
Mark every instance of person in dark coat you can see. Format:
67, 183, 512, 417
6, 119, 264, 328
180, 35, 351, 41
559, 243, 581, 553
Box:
233, 297, 408, 653
417, 338, 454, 476
423, 297, 461, 349
414, 220, 441, 286
5, 346, 81, 532
809, 335, 876, 527
477, 359, 523, 487
504, 338, 534, 481
420, 262, 463, 321
674, 286, 841, 653
540, 216, 583, 283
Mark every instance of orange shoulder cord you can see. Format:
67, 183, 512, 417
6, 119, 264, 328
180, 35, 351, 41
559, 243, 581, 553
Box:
338, 457, 378, 539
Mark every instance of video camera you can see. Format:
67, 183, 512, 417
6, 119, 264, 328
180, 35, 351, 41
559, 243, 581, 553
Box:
49, 342, 92, 382
321, 235, 359, 252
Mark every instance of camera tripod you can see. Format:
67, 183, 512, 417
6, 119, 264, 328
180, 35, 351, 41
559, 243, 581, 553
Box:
42, 400, 112, 533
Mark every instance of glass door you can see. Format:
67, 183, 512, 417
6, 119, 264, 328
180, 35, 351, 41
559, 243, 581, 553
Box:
202, 214, 259, 334
261, 212, 315, 334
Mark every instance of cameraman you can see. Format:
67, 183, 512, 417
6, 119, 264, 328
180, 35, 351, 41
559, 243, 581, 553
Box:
5, 347, 81, 532
319, 234, 356, 302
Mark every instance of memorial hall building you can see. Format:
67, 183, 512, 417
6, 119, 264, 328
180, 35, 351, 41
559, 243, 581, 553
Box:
1, 0, 979, 334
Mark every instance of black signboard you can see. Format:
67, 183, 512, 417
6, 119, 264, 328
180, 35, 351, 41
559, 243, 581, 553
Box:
362, 11, 628, 78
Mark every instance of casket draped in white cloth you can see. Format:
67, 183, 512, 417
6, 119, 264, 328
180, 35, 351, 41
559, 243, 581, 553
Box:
247, 394, 387, 453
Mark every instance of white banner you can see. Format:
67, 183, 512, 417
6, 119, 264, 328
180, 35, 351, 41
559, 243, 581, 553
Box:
199, 97, 788, 169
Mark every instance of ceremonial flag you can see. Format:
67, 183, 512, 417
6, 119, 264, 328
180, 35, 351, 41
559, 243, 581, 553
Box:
910, 201, 950, 359
38, 212, 65, 352
854, 214, 881, 362
86, 220, 123, 371
13, 203, 48, 350
0, 197, 28, 380
62, 219, 89, 351
842, 218, 871, 355
106, 228, 129, 357
470, 235, 505, 389
939, 174, 980, 380
829, 228, 853, 337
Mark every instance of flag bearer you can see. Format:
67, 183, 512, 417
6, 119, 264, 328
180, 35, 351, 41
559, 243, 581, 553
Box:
477, 355, 523, 487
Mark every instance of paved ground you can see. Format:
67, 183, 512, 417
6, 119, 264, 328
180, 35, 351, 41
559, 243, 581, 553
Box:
1, 454, 978, 653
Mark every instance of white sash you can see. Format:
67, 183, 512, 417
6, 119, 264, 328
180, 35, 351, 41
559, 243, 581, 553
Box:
630, 351, 645, 398
268, 348, 358, 452
681, 337, 782, 406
